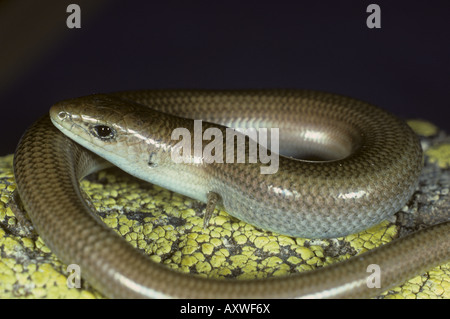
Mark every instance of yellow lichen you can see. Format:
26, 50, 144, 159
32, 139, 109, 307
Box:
407, 120, 438, 137
294, 246, 315, 260
201, 243, 215, 255
254, 236, 270, 249
426, 144, 450, 169
1, 152, 448, 299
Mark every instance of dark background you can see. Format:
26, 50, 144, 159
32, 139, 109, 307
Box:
1, 0, 449, 155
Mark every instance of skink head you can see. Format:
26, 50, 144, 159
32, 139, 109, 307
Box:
49, 94, 178, 178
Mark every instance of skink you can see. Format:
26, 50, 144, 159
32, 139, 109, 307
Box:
13, 90, 449, 298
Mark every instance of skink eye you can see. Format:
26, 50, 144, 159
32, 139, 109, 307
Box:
92, 125, 115, 140
57, 111, 68, 120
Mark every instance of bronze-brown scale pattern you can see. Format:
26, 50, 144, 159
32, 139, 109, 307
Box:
13, 90, 448, 298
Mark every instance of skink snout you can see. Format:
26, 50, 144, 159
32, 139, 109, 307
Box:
49, 101, 71, 124
49, 102, 74, 133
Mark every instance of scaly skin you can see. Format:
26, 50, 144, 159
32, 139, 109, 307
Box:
13, 90, 449, 298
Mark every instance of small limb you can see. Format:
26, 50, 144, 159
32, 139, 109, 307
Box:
203, 192, 221, 229
8, 190, 35, 236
